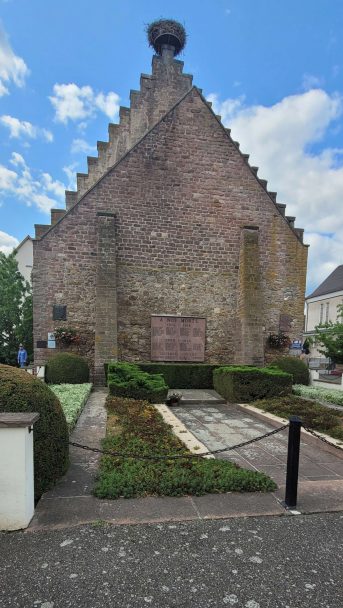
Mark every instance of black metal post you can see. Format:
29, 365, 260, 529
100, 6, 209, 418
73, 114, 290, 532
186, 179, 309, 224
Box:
285, 416, 302, 509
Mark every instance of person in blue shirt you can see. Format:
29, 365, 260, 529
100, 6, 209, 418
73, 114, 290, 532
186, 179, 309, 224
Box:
17, 344, 28, 368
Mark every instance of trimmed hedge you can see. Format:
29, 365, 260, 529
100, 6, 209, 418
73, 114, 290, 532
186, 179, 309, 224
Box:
269, 356, 309, 385
45, 353, 89, 384
108, 362, 168, 403
0, 364, 69, 500
213, 365, 292, 402
137, 363, 221, 389
105, 362, 220, 388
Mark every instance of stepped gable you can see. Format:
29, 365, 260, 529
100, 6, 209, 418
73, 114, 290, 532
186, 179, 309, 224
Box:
34, 24, 304, 244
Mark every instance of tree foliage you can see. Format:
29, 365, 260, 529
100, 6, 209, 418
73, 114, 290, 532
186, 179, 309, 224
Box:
314, 304, 343, 364
0, 252, 33, 365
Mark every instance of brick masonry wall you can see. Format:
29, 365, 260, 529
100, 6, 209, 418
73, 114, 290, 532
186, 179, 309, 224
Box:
33, 87, 308, 382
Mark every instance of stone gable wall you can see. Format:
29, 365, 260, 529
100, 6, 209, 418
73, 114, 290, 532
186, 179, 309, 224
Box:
33, 88, 308, 381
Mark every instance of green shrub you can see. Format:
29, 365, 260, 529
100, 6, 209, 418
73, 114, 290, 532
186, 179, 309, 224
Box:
94, 396, 276, 498
107, 362, 168, 403
45, 353, 89, 384
104, 362, 221, 388
213, 365, 292, 402
0, 364, 69, 500
269, 356, 309, 385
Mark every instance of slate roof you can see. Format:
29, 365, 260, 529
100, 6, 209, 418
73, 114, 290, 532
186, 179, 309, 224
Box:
307, 265, 343, 299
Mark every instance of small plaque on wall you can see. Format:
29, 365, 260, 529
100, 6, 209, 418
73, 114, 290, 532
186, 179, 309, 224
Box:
151, 315, 206, 362
279, 313, 292, 333
53, 305, 67, 321
36, 340, 47, 349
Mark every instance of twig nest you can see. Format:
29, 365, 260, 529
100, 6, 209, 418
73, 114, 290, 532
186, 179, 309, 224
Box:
146, 19, 186, 56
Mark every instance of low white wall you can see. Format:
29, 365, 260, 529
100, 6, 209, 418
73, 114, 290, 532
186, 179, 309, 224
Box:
0, 413, 39, 531
310, 369, 343, 391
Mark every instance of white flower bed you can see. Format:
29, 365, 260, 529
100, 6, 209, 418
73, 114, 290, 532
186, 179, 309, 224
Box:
50, 383, 92, 431
293, 384, 343, 407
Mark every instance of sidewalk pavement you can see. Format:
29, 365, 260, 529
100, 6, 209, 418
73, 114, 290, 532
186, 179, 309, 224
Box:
3, 513, 343, 608
29, 388, 343, 532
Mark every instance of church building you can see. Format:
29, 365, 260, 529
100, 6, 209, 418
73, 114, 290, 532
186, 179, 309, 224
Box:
32, 20, 308, 383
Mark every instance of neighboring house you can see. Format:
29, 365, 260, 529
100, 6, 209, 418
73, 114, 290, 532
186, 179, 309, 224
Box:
32, 20, 308, 384
14, 236, 33, 284
304, 265, 343, 358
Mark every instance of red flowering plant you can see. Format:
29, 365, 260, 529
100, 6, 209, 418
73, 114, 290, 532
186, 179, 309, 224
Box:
54, 327, 80, 347
267, 332, 291, 350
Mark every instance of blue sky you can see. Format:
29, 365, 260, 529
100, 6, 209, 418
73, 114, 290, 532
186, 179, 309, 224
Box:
0, 0, 342, 292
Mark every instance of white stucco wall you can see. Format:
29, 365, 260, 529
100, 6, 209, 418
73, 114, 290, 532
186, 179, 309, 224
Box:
15, 237, 33, 284
306, 292, 343, 332
0, 426, 35, 530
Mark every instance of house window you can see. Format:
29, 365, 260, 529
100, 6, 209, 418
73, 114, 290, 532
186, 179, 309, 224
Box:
319, 303, 324, 324
325, 302, 329, 323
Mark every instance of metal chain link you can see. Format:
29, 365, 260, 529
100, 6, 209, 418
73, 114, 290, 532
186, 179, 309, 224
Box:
60, 423, 289, 461
303, 426, 343, 451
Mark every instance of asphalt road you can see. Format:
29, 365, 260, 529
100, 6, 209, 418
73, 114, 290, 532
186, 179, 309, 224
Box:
0, 512, 342, 608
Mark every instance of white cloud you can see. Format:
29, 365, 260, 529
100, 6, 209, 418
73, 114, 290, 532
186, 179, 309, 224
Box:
63, 163, 78, 191
0, 25, 29, 96
71, 138, 96, 155
305, 233, 343, 290
208, 88, 343, 292
0, 115, 53, 142
0, 230, 19, 254
49, 83, 120, 124
0, 152, 65, 213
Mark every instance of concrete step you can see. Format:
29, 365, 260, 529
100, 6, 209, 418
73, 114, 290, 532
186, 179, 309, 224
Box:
168, 389, 226, 406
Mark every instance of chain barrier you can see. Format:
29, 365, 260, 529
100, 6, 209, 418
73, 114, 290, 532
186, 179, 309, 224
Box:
303, 426, 343, 452
38, 423, 289, 461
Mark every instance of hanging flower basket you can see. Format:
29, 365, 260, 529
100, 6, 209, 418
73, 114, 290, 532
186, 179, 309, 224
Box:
54, 327, 81, 347
267, 332, 291, 350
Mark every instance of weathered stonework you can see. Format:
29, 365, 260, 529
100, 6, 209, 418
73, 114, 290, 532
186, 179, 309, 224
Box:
32, 44, 308, 383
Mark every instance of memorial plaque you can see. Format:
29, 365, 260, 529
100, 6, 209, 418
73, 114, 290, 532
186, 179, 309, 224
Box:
53, 305, 67, 321
279, 313, 292, 333
151, 316, 206, 361
36, 340, 47, 349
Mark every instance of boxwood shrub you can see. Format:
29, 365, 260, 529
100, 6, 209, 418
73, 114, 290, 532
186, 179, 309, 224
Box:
45, 353, 89, 384
108, 362, 168, 403
136, 363, 221, 389
0, 364, 69, 500
269, 356, 309, 385
213, 365, 292, 402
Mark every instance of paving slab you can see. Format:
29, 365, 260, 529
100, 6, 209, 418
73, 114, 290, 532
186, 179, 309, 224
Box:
172, 403, 343, 486
169, 389, 226, 405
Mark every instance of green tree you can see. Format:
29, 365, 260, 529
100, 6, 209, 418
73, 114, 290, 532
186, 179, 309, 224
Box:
0, 252, 33, 365
314, 304, 343, 364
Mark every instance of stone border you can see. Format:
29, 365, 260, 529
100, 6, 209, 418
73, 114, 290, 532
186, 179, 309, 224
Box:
236, 403, 343, 460
155, 404, 214, 459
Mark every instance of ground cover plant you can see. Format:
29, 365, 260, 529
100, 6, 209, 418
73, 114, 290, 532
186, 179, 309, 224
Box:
0, 364, 69, 500
213, 366, 292, 402
94, 396, 276, 499
252, 395, 343, 442
293, 384, 343, 407
50, 383, 92, 431
107, 362, 168, 403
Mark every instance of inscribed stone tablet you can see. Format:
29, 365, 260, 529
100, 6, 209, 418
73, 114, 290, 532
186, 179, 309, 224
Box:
151, 316, 206, 361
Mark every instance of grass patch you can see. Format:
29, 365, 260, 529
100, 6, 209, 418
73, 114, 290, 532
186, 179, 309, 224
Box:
50, 383, 92, 432
94, 396, 276, 499
253, 395, 343, 442
293, 384, 343, 407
